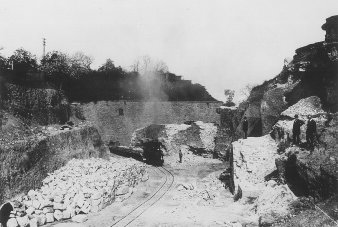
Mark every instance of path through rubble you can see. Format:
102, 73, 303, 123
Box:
52, 152, 259, 227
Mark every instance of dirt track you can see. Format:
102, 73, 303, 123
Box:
53, 153, 258, 227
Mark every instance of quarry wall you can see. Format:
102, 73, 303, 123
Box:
2, 83, 69, 125
0, 125, 109, 204
76, 101, 221, 145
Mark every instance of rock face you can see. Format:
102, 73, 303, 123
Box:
271, 97, 338, 200
220, 16, 338, 226
232, 135, 279, 196
0, 157, 146, 226
2, 83, 69, 125
130, 121, 218, 157
0, 124, 109, 204
272, 96, 328, 142
280, 96, 325, 119
231, 135, 297, 223
221, 17, 338, 140
229, 96, 336, 224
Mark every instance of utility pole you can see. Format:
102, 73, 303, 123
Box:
42, 38, 46, 59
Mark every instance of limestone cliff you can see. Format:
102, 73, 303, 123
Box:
219, 16, 338, 226
218, 16, 337, 138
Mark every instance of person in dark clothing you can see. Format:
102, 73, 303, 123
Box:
292, 114, 305, 145
306, 115, 317, 151
242, 117, 248, 139
179, 149, 183, 163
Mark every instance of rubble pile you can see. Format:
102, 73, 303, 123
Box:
194, 121, 218, 152
131, 121, 218, 158
173, 170, 231, 206
0, 157, 147, 227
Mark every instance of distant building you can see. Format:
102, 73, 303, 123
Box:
322, 15, 338, 43
162, 73, 182, 82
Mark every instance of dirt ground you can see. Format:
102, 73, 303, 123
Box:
130, 155, 258, 227
53, 153, 258, 227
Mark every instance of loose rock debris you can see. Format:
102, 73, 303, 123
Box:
0, 157, 147, 227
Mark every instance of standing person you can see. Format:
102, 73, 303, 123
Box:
179, 149, 183, 163
292, 114, 305, 145
306, 115, 317, 151
242, 117, 248, 139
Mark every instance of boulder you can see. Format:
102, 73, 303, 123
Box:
54, 210, 63, 221
43, 207, 54, 214
71, 214, 87, 223
36, 214, 46, 226
62, 209, 71, 219
280, 96, 325, 119
25, 207, 35, 215
32, 200, 41, 210
16, 216, 29, 227
116, 185, 130, 196
255, 184, 297, 218
6, 218, 18, 227
232, 135, 279, 198
53, 202, 65, 210
28, 218, 38, 227
45, 212, 54, 223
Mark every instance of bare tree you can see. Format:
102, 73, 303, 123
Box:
141, 55, 151, 74
240, 84, 255, 100
130, 59, 140, 73
131, 55, 169, 76
154, 60, 168, 74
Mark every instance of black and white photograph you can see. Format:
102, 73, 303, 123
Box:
0, 1, 337, 226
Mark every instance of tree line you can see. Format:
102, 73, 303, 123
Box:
0, 48, 216, 102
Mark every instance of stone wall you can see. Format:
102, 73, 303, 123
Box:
76, 101, 221, 145
0, 124, 109, 204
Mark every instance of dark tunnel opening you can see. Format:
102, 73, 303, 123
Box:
285, 154, 310, 197
0, 202, 14, 227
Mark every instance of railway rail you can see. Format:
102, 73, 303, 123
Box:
111, 166, 174, 227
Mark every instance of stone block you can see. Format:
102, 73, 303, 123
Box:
28, 218, 38, 227
54, 210, 63, 221
6, 218, 18, 227
53, 196, 63, 203
35, 210, 43, 215
16, 215, 29, 227
62, 209, 71, 219
116, 186, 129, 196
45, 212, 54, 223
36, 214, 46, 226
26, 207, 35, 215
71, 214, 87, 223
32, 200, 41, 210
53, 202, 65, 210
43, 207, 54, 214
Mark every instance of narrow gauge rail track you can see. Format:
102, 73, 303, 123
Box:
111, 166, 174, 227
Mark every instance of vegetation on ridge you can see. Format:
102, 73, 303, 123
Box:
0, 48, 216, 102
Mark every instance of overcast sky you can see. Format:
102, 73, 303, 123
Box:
1, 0, 337, 101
